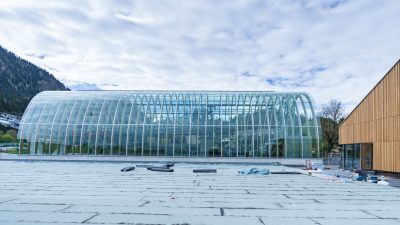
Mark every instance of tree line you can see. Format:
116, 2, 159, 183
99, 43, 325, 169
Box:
0, 129, 17, 143
319, 99, 346, 156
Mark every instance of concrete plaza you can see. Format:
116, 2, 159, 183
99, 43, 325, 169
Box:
0, 161, 400, 225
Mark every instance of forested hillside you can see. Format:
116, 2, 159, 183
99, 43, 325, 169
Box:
0, 45, 69, 116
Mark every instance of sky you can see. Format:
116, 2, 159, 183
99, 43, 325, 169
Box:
0, 0, 399, 113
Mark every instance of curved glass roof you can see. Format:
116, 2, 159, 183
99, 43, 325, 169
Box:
18, 91, 320, 158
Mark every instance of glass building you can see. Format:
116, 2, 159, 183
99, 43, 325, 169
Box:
18, 91, 321, 158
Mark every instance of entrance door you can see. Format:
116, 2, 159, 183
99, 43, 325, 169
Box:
360, 143, 373, 170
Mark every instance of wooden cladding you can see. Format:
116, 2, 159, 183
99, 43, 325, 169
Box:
339, 60, 400, 173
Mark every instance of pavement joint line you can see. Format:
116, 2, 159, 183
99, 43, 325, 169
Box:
57, 205, 74, 212
360, 210, 384, 219
81, 212, 99, 223
313, 199, 323, 204
109, 212, 170, 216
308, 217, 322, 225
139, 201, 150, 207
0, 198, 18, 204
348, 190, 361, 196
13, 203, 69, 206
282, 194, 291, 199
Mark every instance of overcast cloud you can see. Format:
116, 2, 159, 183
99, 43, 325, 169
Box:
0, 0, 399, 113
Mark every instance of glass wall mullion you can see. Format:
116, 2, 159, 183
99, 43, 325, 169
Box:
125, 95, 137, 155
157, 94, 165, 156
133, 95, 144, 156
32, 99, 49, 154
299, 95, 311, 157
110, 96, 122, 155
294, 95, 304, 158
58, 99, 77, 155
117, 98, 129, 155
243, 94, 248, 157
250, 94, 255, 157
164, 94, 172, 156
235, 94, 240, 157
180, 94, 186, 156
196, 95, 200, 157
227, 95, 231, 157
141, 95, 151, 156
204, 94, 208, 157
148, 95, 158, 156
48, 97, 64, 154
78, 99, 93, 155
172, 94, 178, 156
94, 97, 107, 155
279, 95, 288, 158
188, 94, 193, 157
219, 94, 223, 157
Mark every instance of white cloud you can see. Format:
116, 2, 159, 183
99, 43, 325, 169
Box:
0, 0, 399, 113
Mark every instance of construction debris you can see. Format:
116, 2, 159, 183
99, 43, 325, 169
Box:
120, 166, 135, 172
311, 161, 324, 171
378, 180, 390, 186
143, 162, 175, 171
164, 162, 175, 167
368, 176, 379, 183
193, 169, 217, 173
150, 167, 174, 172
238, 168, 270, 175
271, 171, 302, 175
307, 166, 392, 185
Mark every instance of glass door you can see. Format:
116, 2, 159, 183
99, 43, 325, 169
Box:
361, 143, 373, 170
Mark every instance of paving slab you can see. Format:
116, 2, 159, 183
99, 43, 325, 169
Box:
64, 205, 221, 216
366, 211, 400, 219
0, 203, 69, 212
88, 214, 263, 225
314, 218, 400, 225
225, 208, 377, 218
0, 211, 96, 223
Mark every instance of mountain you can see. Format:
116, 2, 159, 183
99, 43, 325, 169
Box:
0, 45, 69, 116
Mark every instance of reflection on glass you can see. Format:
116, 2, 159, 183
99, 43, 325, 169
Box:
18, 91, 321, 158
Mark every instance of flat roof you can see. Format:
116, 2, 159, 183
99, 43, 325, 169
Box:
0, 161, 400, 224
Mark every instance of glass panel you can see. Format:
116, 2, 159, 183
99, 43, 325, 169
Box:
361, 143, 373, 170
345, 144, 354, 169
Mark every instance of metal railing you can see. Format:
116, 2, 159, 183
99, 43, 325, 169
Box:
0, 112, 21, 129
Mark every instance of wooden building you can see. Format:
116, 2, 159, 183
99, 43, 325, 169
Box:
339, 60, 400, 173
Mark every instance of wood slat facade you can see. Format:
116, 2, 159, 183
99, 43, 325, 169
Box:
339, 60, 400, 173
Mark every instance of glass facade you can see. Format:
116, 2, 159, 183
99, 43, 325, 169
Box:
18, 91, 321, 158
343, 144, 361, 169
343, 143, 373, 170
